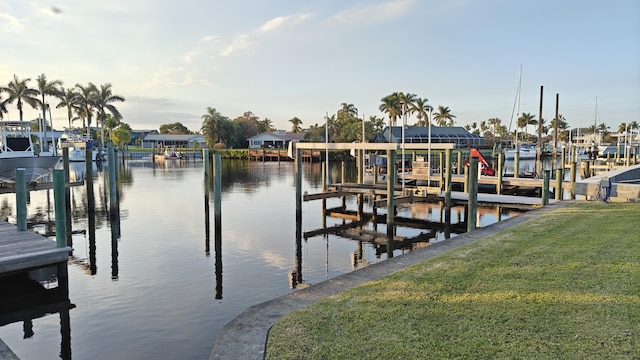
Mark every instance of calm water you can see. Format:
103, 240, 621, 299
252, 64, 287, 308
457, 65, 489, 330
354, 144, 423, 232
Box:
0, 158, 522, 359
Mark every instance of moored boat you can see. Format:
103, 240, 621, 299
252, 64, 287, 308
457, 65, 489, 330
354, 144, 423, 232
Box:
0, 120, 61, 183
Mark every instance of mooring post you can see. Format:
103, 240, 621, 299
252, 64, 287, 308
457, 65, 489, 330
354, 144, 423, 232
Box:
497, 153, 504, 195
581, 159, 591, 179
457, 151, 463, 175
561, 146, 566, 169
467, 157, 478, 232
542, 170, 550, 205
341, 161, 345, 184
514, 152, 520, 178
213, 153, 222, 241
570, 162, 577, 199
373, 165, 378, 184
386, 149, 396, 257
53, 169, 67, 247
463, 165, 469, 193
555, 168, 563, 200
321, 163, 326, 192
16, 168, 27, 231
108, 143, 118, 217
439, 152, 444, 187
203, 149, 210, 177
445, 149, 452, 210
62, 148, 72, 246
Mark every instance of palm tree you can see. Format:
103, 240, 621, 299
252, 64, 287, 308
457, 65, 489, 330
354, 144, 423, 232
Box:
411, 98, 431, 126
379, 93, 401, 135
517, 112, 536, 142
74, 82, 98, 135
35, 74, 63, 126
201, 107, 225, 146
94, 83, 125, 146
487, 118, 502, 136
0, 74, 39, 121
398, 92, 416, 124
0, 93, 7, 119
432, 105, 456, 126
338, 103, 358, 118
56, 87, 79, 130
258, 118, 275, 133
289, 117, 303, 133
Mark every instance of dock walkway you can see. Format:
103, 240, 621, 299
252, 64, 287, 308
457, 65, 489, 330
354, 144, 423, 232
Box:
0, 220, 70, 276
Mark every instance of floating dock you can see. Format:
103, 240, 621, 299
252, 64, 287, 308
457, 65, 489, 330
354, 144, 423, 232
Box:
0, 220, 71, 277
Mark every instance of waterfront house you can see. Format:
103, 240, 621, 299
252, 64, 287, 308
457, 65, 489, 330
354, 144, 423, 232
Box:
247, 130, 305, 149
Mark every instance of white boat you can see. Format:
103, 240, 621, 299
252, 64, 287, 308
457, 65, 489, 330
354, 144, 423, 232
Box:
504, 144, 537, 160
58, 132, 101, 162
0, 120, 61, 183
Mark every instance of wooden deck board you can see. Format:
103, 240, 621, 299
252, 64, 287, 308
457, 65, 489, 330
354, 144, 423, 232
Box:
0, 220, 71, 275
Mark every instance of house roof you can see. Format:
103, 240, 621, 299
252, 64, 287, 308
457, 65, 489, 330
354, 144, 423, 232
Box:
144, 134, 204, 141
386, 126, 482, 141
247, 131, 305, 142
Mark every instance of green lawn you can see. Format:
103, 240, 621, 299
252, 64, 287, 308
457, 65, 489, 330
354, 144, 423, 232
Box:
266, 202, 640, 359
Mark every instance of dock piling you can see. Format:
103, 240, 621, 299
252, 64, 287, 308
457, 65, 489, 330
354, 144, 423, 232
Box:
542, 170, 550, 206
467, 157, 478, 232
16, 168, 27, 231
53, 169, 67, 248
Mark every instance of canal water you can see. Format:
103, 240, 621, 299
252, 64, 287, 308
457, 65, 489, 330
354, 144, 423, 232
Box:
0, 159, 524, 359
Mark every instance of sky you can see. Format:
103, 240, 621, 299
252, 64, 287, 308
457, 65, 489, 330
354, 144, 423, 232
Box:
1, 0, 639, 134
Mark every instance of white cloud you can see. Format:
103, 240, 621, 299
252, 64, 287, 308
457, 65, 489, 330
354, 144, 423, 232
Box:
0, 12, 26, 32
331, 0, 414, 24
220, 34, 252, 57
259, 13, 312, 32
182, 50, 199, 64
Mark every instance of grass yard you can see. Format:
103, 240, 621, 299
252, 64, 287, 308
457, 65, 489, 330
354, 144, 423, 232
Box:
266, 202, 640, 359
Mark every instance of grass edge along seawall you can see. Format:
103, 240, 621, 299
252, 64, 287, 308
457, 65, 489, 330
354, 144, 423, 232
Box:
266, 202, 640, 360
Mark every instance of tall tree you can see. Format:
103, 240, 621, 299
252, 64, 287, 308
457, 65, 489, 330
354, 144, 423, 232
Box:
433, 105, 456, 126
201, 107, 228, 147
0, 93, 7, 119
35, 74, 63, 127
487, 118, 502, 136
379, 93, 401, 127
94, 83, 125, 146
411, 97, 431, 126
398, 92, 416, 124
56, 87, 79, 130
258, 118, 275, 133
289, 117, 303, 133
159, 122, 193, 134
517, 112, 536, 142
0, 74, 39, 121
74, 83, 98, 133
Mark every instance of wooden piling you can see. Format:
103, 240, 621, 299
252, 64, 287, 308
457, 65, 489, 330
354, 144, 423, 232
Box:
467, 157, 478, 232
213, 154, 222, 238
53, 169, 67, 248
444, 149, 452, 210
341, 161, 345, 184
63, 147, 72, 246
542, 170, 550, 206
456, 151, 462, 175
555, 168, 563, 200
386, 149, 396, 257
108, 144, 118, 217
16, 168, 27, 231
514, 152, 520, 178
497, 153, 504, 195
570, 162, 577, 199
321, 163, 326, 192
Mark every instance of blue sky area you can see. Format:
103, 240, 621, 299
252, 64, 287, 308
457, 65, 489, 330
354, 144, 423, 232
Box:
1, 0, 639, 133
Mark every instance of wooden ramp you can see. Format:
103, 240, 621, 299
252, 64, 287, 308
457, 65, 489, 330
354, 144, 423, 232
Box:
0, 221, 70, 276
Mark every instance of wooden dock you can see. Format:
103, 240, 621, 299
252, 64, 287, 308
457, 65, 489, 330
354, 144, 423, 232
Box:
0, 220, 71, 276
